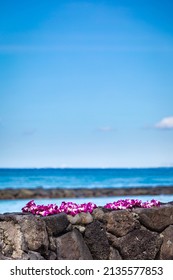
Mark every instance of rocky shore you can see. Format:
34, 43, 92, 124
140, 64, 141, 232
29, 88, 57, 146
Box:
0, 186, 173, 200
0, 203, 173, 260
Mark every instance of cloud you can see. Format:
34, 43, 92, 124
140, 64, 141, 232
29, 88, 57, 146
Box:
155, 116, 173, 129
97, 126, 115, 132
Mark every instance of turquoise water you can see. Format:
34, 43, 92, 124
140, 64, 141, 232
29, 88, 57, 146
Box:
0, 194, 173, 214
0, 167, 173, 189
0, 168, 173, 213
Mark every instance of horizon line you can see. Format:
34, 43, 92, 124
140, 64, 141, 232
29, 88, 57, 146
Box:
0, 166, 172, 169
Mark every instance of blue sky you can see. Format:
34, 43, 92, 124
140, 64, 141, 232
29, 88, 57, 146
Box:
0, 0, 173, 168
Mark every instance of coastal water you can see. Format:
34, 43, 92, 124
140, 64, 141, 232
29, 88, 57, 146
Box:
0, 167, 173, 189
1, 194, 173, 214
0, 168, 173, 213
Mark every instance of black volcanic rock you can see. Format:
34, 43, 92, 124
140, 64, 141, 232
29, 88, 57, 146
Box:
0, 204, 173, 260
1, 186, 173, 200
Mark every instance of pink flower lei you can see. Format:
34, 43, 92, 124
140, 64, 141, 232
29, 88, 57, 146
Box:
22, 199, 160, 216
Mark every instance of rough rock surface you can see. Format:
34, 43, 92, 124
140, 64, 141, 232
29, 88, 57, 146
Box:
67, 212, 93, 225
1, 186, 173, 200
133, 204, 173, 231
0, 220, 26, 259
115, 229, 162, 260
0, 204, 173, 260
19, 215, 49, 255
56, 229, 92, 260
105, 210, 140, 237
159, 225, 173, 259
109, 246, 122, 260
42, 213, 69, 236
84, 220, 110, 260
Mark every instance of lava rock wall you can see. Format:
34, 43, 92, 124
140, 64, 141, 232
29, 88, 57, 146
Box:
0, 203, 173, 260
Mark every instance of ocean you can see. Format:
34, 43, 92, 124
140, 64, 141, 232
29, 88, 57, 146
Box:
1, 167, 173, 189
0, 167, 173, 213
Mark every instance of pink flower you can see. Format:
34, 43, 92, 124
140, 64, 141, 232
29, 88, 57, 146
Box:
104, 199, 160, 210
22, 199, 160, 216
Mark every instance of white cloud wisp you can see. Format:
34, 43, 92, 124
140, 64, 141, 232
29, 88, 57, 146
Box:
155, 116, 173, 129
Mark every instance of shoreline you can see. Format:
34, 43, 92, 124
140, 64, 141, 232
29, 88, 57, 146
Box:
1, 185, 173, 200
